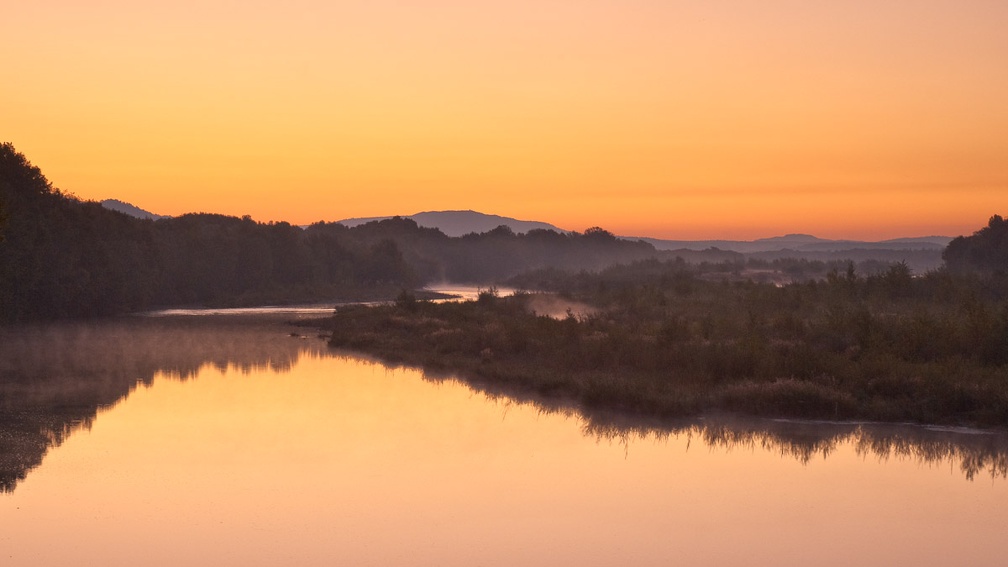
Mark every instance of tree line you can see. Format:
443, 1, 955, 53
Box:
1, 143, 669, 322
944, 214, 1008, 275
328, 255, 1008, 427
4, 141, 1002, 322
0, 144, 420, 321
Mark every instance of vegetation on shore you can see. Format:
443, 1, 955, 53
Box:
0, 144, 426, 321
7, 138, 1008, 427
1, 143, 679, 321
326, 255, 1008, 427
3, 317, 1005, 492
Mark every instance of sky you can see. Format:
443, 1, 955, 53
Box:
3, 1, 1006, 240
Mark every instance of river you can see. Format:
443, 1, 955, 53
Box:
1, 314, 1006, 566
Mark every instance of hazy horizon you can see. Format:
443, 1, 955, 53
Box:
5, 1, 1006, 240
101, 198, 960, 242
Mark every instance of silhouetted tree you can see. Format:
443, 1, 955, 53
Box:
583, 226, 616, 241
944, 215, 1008, 275
0, 196, 7, 243
0, 143, 423, 321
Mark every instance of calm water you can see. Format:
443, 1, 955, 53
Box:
139, 284, 520, 318
2, 317, 1007, 566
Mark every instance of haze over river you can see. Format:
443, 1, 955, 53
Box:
2, 313, 1007, 566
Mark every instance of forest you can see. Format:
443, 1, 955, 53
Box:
2, 137, 1004, 335
326, 244, 1008, 427
322, 216, 1008, 427
1, 143, 668, 321
5, 140, 1008, 425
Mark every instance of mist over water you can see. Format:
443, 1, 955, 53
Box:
0, 316, 324, 492
2, 316, 1007, 565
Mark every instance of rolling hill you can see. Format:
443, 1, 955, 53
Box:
337, 210, 566, 237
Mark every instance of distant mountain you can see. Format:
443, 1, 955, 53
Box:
755, 233, 822, 244
338, 210, 952, 254
635, 234, 952, 253
2, 141, 423, 321
100, 199, 168, 220
338, 210, 566, 237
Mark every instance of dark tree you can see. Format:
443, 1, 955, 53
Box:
0, 143, 421, 321
1, 142, 726, 321
944, 215, 1008, 275
0, 195, 7, 243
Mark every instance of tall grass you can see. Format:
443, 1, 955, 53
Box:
326, 261, 1008, 428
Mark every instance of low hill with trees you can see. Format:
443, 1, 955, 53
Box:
4, 142, 988, 323
944, 215, 1008, 275
326, 255, 1008, 428
0, 143, 418, 321
1, 143, 675, 321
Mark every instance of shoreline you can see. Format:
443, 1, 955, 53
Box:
320, 285, 1008, 430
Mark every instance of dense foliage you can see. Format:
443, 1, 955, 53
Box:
327, 259, 1008, 427
1, 141, 991, 325
0, 193, 7, 243
0, 143, 679, 321
337, 219, 677, 282
1, 141, 725, 320
0, 143, 418, 321
944, 214, 1008, 275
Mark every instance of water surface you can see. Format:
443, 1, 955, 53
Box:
139, 284, 518, 318
1, 317, 1006, 566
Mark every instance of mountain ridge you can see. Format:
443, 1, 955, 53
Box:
337, 210, 951, 252
106, 202, 951, 252
635, 234, 952, 253
337, 210, 566, 237
100, 199, 169, 220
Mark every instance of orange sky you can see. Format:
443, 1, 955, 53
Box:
3, 1, 1006, 239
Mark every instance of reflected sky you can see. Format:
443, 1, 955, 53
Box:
136, 284, 518, 318
2, 318, 1008, 566
142, 305, 340, 317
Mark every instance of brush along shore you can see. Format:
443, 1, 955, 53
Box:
322, 265, 1008, 428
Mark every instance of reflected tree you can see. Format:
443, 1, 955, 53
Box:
0, 317, 327, 492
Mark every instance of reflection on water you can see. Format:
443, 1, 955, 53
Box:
0, 316, 325, 492
424, 284, 517, 301
2, 316, 1007, 496
2, 317, 1008, 565
435, 373, 1008, 481
136, 285, 515, 318
142, 305, 340, 317
584, 416, 1008, 481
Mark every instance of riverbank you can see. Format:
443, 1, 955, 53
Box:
322, 268, 1008, 428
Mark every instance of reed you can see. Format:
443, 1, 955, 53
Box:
325, 261, 1008, 427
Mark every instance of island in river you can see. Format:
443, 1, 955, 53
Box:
323, 257, 1008, 429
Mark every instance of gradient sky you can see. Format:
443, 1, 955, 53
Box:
4, 1, 1006, 239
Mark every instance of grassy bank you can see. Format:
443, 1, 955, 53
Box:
324, 262, 1008, 428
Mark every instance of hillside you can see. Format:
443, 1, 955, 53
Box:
944, 215, 1008, 274
635, 233, 950, 273
4, 142, 975, 322
1, 144, 674, 320
0, 143, 418, 321
100, 198, 168, 220
339, 209, 950, 256
338, 210, 565, 237
338, 209, 949, 271
637, 234, 951, 253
